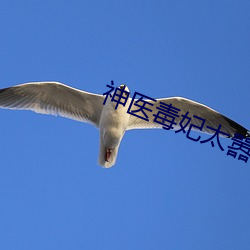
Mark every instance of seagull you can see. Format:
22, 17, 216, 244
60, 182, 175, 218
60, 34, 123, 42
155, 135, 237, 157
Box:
0, 81, 248, 168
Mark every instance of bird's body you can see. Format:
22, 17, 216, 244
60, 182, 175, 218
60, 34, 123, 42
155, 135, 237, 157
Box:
98, 93, 131, 167
0, 81, 248, 168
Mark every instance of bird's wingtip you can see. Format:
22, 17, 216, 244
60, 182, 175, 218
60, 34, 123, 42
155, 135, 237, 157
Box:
0, 88, 8, 94
246, 131, 250, 138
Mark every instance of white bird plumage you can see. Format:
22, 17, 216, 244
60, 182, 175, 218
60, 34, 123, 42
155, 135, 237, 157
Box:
0, 81, 249, 168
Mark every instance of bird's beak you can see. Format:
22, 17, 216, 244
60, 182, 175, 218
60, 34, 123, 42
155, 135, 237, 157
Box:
105, 149, 112, 162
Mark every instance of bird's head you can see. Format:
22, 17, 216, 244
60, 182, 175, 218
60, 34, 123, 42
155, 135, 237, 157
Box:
119, 84, 130, 96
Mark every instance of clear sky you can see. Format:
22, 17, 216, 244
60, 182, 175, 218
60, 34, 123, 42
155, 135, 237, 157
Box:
0, 1, 249, 249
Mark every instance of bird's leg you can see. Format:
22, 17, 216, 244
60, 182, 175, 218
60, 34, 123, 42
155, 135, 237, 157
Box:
105, 149, 112, 162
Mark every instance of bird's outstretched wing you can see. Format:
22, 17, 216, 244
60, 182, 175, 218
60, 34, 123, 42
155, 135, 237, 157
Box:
0, 82, 105, 127
127, 96, 249, 138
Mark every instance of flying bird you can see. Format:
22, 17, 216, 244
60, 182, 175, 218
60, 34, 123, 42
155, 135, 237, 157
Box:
0, 82, 248, 168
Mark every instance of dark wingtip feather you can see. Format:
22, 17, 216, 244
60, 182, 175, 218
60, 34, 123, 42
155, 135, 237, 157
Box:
222, 114, 249, 138
0, 88, 8, 94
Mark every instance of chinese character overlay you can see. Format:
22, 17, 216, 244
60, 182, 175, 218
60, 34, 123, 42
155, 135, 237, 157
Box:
199, 124, 230, 151
227, 133, 250, 163
127, 92, 156, 121
175, 111, 192, 134
186, 115, 205, 142
153, 102, 180, 130
104, 82, 249, 163
103, 80, 115, 105
111, 85, 130, 109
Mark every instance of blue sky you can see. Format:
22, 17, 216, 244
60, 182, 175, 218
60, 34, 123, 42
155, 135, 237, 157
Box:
0, 1, 249, 249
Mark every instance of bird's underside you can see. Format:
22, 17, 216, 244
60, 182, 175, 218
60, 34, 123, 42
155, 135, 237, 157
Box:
0, 81, 249, 167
